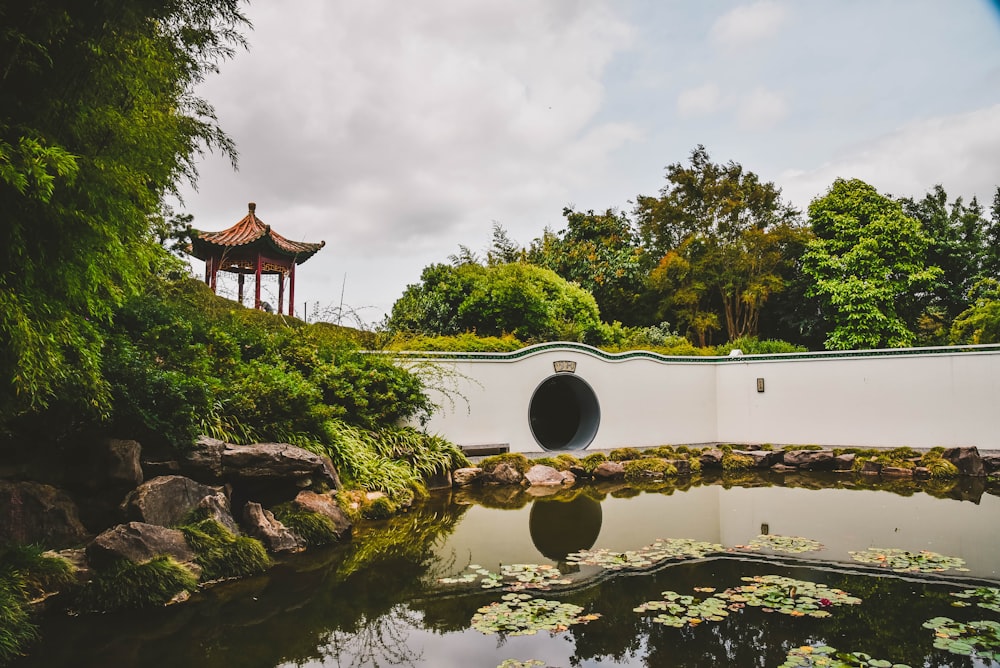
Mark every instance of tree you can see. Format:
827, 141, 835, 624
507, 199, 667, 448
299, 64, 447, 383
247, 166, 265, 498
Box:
388, 262, 608, 344
527, 208, 647, 324
950, 279, 1000, 344
900, 185, 994, 343
634, 146, 806, 343
802, 178, 942, 350
0, 1, 247, 430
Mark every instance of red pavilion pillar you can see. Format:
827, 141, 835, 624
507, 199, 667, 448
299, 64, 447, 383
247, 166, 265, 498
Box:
254, 252, 262, 309
277, 271, 285, 315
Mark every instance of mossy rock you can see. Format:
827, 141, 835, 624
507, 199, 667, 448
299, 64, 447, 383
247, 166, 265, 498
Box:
481, 453, 532, 475
722, 452, 754, 471
623, 458, 678, 481
361, 496, 397, 520
271, 504, 344, 547
180, 519, 270, 580
609, 448, 642, 462
579, 452, 607, 473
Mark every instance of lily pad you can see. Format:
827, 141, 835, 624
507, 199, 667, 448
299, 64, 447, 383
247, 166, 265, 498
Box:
439, 563, 571, 590
951, 586, 1000, 613
922, 616, 1000, 660
715, 575, 861, 618
471, 593, 600, 636
566, 538, 723, 571
634, 589, 731, 627
778, 644, 912, 667
848, 548, 969, 573
735, 534, 824, 554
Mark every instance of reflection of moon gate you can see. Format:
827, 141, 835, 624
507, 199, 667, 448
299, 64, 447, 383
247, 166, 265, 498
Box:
528, 495, 603, 561
528, 374, 601, 451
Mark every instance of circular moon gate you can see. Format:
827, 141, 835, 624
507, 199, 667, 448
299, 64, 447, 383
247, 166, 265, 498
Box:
528, 374, 600, 451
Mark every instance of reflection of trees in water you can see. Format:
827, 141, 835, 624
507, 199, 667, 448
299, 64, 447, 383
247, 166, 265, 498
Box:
312, 606, 423, 668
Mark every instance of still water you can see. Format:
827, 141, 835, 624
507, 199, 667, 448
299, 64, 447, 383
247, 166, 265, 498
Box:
16, 472, 1000, 668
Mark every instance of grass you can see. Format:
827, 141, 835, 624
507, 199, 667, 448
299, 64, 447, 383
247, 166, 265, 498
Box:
180, 519, 270, 581
0, 545, 75, 663
77, 556, 198, 612
272, 505, 342, 546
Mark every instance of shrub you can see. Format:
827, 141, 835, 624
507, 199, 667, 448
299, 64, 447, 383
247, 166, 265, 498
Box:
361, 496, 397, 520
271, 505, 341, 547
180, 519, 270, 580
480, 453, 532, 475
623, 458, 678, 480
386, 332, 525, 352
715, 336, 807, 356
78, 557, 197, 611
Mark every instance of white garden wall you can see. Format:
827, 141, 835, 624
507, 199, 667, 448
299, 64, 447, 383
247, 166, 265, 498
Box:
402, 344, 1000, 453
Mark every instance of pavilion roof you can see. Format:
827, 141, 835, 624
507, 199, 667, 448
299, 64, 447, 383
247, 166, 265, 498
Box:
189, 202, 325, 263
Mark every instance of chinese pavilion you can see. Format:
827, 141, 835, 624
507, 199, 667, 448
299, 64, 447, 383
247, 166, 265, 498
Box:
189, 202, 325, 316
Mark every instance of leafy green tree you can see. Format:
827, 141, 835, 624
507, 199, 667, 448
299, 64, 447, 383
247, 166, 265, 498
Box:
634, 146, 806, 343
389, 262, 608, 343
527, 207, 647, 324
802, 178, 942, 350
0, 1, 248, 432
900, 185, 995, 343
950, 279, 1000, 344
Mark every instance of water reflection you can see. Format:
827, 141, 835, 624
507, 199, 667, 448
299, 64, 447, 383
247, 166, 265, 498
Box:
13, 474, 1000, 668
528, 494, 602, 560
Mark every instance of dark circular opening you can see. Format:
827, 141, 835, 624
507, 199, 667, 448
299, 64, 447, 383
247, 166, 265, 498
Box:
528, 374, 600, 451
529, 495, 603, 561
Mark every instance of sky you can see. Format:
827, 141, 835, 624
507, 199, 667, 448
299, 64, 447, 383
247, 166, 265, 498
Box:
176, 0, 1000, 324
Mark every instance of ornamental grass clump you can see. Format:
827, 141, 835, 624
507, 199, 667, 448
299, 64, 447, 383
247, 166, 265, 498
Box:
272, 504, 342, 546
0, 545, 74, 663
78, 556, 198, 612
180, 519, 270, 579
361, 495, 397, 520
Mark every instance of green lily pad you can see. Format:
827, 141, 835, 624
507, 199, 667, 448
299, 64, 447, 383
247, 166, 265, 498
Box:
634, 589, 731, 627
922, 616, 1000, 659
439, 563, 571, 590
566, 538, 723, 571
848, 548, 969, 573
471, 593, 600, 636
951, 586, 1000, 613
778, 644, 912, 667
715, 575, 861, 618
735, 534, 824, 554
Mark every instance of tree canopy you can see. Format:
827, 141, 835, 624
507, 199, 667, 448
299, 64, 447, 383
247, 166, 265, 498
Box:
0, 1, 248, 429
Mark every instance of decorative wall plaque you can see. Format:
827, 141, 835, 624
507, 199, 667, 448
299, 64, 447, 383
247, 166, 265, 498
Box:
553, 360, 577, 374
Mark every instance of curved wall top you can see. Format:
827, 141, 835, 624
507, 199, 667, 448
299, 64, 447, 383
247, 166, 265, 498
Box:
394, 343, 1000, 453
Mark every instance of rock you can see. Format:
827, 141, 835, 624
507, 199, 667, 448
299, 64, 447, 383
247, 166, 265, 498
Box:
0, 481, 89, 548
524, 464, 573, 487
221, 442, 338, 489
943, 446, 985, 477
983, 455, 1000, 474
86, 522, 195, 569
783, 449, 837, 471
913, 466, 931, 480
881, 466, 913, 477
241, 502, 305, 553
424, 469, 453, 490
740, 450, 783, 469
195, 492, 239, 535
699, 449, 724, 468
833, 454, 855, 471
486, 462, 523, 485
859, 460, 882, 475
292, 491, 352, 539
121, 476, 222, 527
568, 464, 589, 478
178, 436, 226, 480
770, 463, 796, 473
663, 459, 692, 475
452, 467, 483, 486
592, 461, 625, 480
68, 438, 143, 493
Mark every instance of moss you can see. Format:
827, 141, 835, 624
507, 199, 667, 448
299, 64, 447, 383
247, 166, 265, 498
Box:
623, 458, 678, 480
78, 556, 198, 612
644, 445, 676, 459
180, 519, 271, 580
579, 452, 607, 473
722, 452, 754, 471
361, 496, 397, 520
272, 505, 342, 546
480, 452, 531, 475
686, 456, 703, 473
555, 453, 579, 470
609, 447, 642, 462
920, 450, 960, 478
758, 443, 774, 451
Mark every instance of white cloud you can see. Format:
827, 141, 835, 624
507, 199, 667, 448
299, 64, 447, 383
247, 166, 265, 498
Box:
709, 1, 787, 48
780, 104, 1000, 209
677, 83, 722, 118
737, 87, 788, 129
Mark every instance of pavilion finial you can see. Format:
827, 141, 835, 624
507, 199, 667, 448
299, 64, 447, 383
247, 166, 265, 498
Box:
248, 202, 256, 214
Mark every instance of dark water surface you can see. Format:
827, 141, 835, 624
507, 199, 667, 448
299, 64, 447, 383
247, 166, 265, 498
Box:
15, 473, 1000, 668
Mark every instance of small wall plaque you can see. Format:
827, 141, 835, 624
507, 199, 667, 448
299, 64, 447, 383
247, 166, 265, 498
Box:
756, 377, 765, 393
553, 360, 577, 374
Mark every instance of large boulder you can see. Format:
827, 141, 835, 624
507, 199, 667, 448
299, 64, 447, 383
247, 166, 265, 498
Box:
178, 436, 227, 480
121, 476, 222, 527
699, 449, 724, 468
592, 461, 625, 480
833, 453, 855, 471
0, 481, 89, 548
241, 502, 305, 553
221, 442, 338, 489
783, 449, 837, 471
195, 492, 240, 535
485, 462, 524, 485
452, 467, 484, 486
740, 450, 783, 469
292, 491, 352, 539
983, 454, 1000, 475
524, 465, 574, 487
86, 522, 195, 569
943, 446, 985, 477
67, 438, 143, 493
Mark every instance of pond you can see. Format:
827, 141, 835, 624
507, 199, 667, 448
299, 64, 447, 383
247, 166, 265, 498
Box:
14, 472, 1000, 668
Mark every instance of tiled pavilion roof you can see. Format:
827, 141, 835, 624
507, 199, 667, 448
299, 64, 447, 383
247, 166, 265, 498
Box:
189, 202, 325, 263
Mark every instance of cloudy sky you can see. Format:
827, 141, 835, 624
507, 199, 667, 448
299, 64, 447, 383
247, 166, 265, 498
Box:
177, 0, 1000, 323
